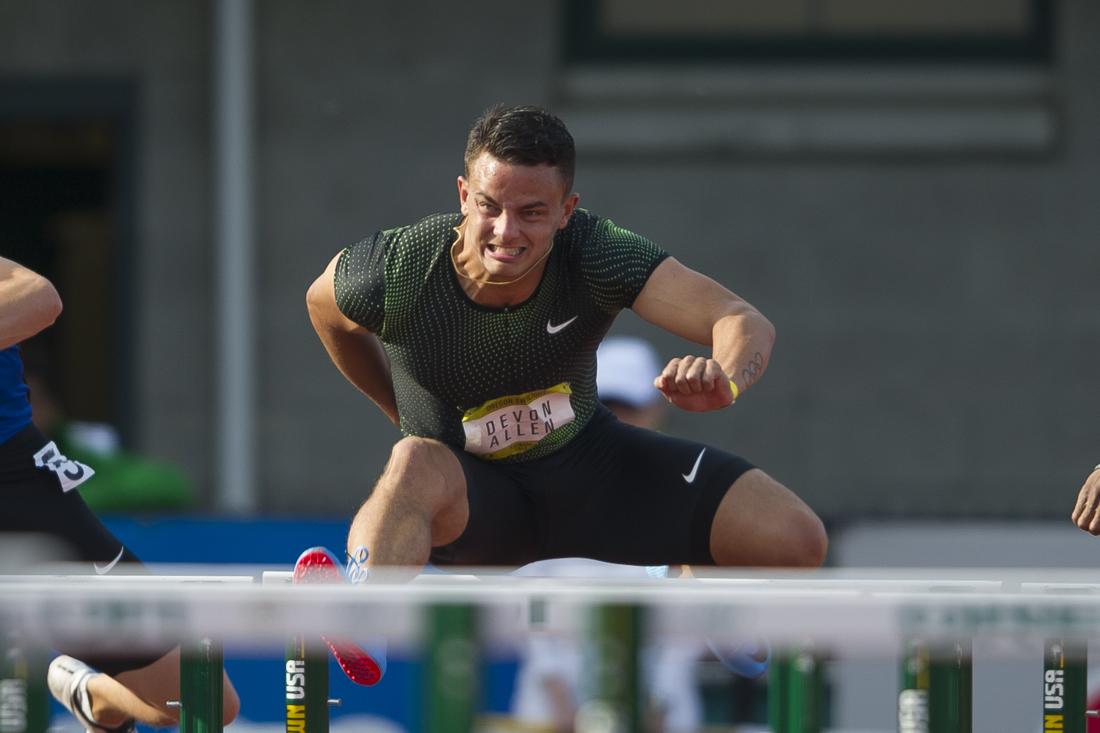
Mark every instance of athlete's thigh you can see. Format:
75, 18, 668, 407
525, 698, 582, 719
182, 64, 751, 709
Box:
708, 467, 826, 567
429, 448, 541, 568
0, 425, 130, 567
544, 414, 753, 566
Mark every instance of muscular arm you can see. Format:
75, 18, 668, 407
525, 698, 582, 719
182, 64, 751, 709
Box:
632, 257, 775, 411
306, 253, 399, 426
0, 257, 63, 349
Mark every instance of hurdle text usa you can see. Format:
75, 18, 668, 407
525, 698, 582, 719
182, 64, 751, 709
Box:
1044, 668, 1064, 731
286, 659, 306, 733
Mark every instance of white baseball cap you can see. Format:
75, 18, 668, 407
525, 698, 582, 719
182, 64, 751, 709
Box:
596, 336, 663, 408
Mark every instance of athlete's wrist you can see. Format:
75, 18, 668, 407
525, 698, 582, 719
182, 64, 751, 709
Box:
725, 376, 740, 403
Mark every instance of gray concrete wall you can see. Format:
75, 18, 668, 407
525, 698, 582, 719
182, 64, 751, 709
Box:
2, 1, 1096, 518
0, 1, 217, 494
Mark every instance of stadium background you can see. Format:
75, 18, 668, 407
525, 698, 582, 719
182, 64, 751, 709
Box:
2, 1, 1098, 730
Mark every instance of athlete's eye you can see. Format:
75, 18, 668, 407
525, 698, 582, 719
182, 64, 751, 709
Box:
478, 200, 500, 215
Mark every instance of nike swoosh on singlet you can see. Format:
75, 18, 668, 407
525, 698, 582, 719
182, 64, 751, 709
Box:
546, 316, 578, 334
93, 547, 125, 575
683, 448, 706, 483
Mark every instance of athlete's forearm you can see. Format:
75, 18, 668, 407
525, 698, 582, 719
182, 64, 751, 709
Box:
315, 327, 400, 426
307, 259, 400, 426
712, 309, 774, 394
0, 258, 63, 349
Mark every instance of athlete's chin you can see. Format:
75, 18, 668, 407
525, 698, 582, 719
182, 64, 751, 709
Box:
481, 262, 521, 281
481, 256, 529, 279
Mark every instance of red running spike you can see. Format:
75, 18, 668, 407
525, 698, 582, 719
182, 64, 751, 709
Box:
293, 547, 386, 686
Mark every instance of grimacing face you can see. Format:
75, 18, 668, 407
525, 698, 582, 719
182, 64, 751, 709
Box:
457, 151, 579, 284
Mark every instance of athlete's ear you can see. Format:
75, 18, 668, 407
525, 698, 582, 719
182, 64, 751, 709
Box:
558, 192, 580, 229
457, 176, 470, 215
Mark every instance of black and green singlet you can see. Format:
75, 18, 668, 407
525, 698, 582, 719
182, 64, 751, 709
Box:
334, 209, 668, 462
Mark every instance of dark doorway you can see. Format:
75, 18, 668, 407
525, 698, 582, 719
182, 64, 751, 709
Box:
0, 80, 136, 440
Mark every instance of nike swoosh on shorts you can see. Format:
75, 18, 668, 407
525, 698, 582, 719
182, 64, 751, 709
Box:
93, 547, 125, 575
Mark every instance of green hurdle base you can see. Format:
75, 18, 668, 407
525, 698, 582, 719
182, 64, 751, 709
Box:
0, 634, 48, 733
899, 639, 971, 733
579, 604, 642, 733
768, 647, 825, 733
425, 603, 479, 733
180, 638, 224, 733
285, 635, 329, 733
1043, 638, 1086, 733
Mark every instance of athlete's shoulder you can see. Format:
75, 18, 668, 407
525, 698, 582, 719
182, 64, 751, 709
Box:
560, 207, 602, 240
561, 209, 660, 258
336, 214, 460, 331
358, 212, 452, 244
367, 213, 456, 259
556, 208, 604, 262
399, 212, 464, 242
561, 209, 668, 311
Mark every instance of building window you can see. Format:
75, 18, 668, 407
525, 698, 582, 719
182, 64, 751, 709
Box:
564, 0, 1053, 64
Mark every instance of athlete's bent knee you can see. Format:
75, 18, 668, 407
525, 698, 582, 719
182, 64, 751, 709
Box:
377, 437, 463, 509
386, 436, 445, 471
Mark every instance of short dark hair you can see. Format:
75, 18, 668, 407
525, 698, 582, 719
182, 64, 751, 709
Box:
464, 104, 575, 191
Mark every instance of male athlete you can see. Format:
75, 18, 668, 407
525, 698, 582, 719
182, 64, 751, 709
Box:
305, 105, 826, 670
0, 256, 240, 732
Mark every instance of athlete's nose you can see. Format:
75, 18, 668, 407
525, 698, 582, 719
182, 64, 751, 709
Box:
493, 210, 520, 244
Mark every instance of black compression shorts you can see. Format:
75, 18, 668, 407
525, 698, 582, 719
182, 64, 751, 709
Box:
430, 406, 754, 568
0, 424, 171, 675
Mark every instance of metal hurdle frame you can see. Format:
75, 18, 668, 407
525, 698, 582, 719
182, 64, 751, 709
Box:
284, 634, 331, 733
2, 570, 1100, 733
178, 637, 224, 733
0, 631, 48, 733
697, 576, 998, 733
263, 570, 489, 733
1024, 582, 1094, 733
263, 571, 335, 733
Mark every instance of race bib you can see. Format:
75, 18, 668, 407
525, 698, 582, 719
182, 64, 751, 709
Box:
461, 383, 575, 460
33, 441, 95, 493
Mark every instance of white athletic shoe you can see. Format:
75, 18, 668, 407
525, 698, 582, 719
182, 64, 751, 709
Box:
47, 655, 135, 733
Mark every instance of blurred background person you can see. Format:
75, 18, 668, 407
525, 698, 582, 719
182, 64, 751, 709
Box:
594, 335, 668, 431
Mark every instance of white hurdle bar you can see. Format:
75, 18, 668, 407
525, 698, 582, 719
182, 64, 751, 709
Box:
2, 569, 1100, 733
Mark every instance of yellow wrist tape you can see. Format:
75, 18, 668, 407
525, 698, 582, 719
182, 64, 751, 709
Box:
728, 378, 740, 402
